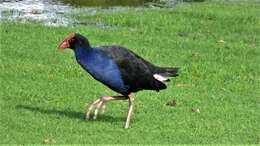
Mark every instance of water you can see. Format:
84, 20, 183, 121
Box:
0, 0, 203, 26
0, 0, 71, 26
0, 0, 156, 26
54, 0, 153, 7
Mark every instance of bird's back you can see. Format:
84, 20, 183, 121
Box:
98, 46, 167, 93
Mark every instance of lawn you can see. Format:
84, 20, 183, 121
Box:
0, 0, 259, 144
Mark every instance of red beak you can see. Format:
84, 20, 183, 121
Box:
58, 40, 70, 51
58, 34, 76, 51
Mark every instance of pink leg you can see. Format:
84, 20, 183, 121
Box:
124, 94, 134, 129
86, 95, 128, 120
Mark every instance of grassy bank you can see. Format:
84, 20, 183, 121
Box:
0, 1, 259, 144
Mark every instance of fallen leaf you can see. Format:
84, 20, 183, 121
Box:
43, 138, 56, 144
166, 99, 177, 107
191, 108, 200, 113
217, 39, 225, 43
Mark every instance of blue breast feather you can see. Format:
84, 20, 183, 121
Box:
75, 45, 129, 94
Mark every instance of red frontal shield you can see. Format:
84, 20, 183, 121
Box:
58, 34, 76, 51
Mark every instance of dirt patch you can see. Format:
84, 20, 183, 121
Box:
176, 83, 191, 88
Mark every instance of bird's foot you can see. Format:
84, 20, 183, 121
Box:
85, 98, 106, 120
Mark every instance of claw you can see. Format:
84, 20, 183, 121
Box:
93, 101, 103, 120
85, 95, 128, 122
86, 109, 92, 120
101, 105, 106, 114
85, 97, 104, 120
86, 104, 94, 119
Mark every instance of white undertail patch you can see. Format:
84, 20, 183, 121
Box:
153, 74, 169, 82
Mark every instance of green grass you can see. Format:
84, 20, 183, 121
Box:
1, 1, 260, 144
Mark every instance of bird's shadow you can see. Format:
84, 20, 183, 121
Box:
15, 104, 125, 123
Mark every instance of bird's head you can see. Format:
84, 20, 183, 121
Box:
58, 33, 90, 51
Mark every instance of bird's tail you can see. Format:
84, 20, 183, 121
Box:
156, 67, 179, 77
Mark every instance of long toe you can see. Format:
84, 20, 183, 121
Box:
85, 98, 102, 120
93, 101, 103, 120
86, 104, 98, 120
86, 110, 92, 120
86, 104, 94, 120
86, 107, 93, 120
101, 104, 106, 114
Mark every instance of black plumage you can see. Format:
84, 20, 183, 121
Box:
98, 45, 178, 95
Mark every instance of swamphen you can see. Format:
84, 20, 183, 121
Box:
58, 33, 178, 128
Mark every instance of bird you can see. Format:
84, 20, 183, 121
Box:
58, 33, 179, 128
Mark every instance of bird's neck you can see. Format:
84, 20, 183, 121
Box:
74, 43, 95, 60
74, 43, 93, 53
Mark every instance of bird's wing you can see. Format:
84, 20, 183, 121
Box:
98, 46, 167, 92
